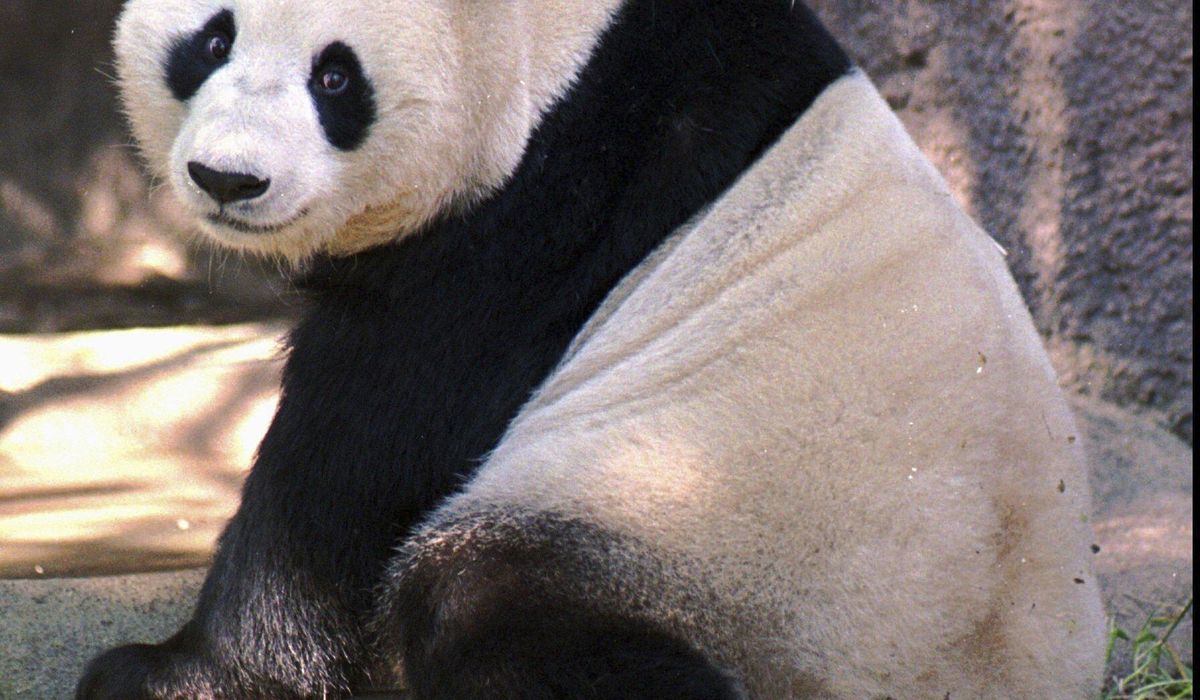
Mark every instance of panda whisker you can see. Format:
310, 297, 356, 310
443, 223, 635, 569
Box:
93, 64, 120, 84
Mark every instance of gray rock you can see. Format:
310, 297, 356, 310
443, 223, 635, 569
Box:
811, 0, 1194, 444
1076, 397, 1193, 679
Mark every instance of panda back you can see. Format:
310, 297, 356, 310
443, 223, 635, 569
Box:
445, 71, 1105, 698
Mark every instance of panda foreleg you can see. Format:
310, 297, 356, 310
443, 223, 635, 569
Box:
76, 499, 376, 698
372, 511, 744, 700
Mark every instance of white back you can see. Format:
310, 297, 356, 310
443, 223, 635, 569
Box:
455, 72, 1106, 698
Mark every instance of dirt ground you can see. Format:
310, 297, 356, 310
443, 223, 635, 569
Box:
0, 324, 1191, 698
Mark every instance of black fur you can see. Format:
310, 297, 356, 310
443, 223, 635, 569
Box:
77, 644, 168, 700
377, 512, 745, 699
309, 42, 376, 151
188, 161, 271, 204
165, 8, 235, 101
80, 1, 849, 697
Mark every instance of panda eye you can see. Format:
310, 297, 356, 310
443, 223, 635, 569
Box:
165, 9, 236, 101
308, 41, 375, 151
316, 68, 350, 95
204, 32, 232, 64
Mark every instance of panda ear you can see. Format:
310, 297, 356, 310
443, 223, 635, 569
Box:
165, 8, 236, 101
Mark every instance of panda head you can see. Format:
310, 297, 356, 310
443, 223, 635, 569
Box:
114, 0, 621, 261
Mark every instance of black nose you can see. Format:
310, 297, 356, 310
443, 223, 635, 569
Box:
187, 162, 270, 204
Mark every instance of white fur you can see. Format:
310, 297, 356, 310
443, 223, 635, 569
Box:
114, 0, 622, 262
449, 72, 1107, 698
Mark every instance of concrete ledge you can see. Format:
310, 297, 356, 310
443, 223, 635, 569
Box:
0, 570, 203, 699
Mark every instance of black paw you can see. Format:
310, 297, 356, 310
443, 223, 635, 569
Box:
76, 643, 169, 700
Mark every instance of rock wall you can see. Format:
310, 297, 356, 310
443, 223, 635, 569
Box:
0, 0, 1193, 441
811, 0, 1193, 442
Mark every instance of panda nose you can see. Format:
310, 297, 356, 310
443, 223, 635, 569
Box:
187, 162, 270, 204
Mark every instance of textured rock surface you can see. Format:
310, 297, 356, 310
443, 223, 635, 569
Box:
811, 0, 1194, 443
1076, 397, 1193, 676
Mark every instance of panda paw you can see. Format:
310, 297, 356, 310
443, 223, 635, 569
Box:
76, 643, 171, 700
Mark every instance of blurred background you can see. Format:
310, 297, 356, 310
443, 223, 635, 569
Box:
0, 0, 1191, 690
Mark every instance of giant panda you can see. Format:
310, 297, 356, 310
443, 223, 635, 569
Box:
80, 1, 1106, 698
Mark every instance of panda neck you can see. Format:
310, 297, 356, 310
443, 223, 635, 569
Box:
277, 0, 849, 563
312, 1, 850, 295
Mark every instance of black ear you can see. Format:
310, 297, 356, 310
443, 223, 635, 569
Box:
165, 8, 236, 101
309, 42, 377, 151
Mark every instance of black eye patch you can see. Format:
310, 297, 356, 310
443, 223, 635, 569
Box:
165, 9, 236, 101
309, 42, 376, 151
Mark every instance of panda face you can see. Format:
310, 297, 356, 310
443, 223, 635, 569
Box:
115, 0, 620, 261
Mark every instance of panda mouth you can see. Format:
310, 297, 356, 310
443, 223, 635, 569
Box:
207, 209, 310, 234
